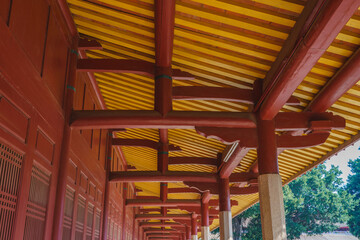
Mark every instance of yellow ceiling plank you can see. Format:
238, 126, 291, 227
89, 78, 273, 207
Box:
174, 29, 277, 61
77, 27, 154, 56
74, 18, 154, 48
189, 0, 296, 26
69, 6, 154, 38
96, 0, 154, 17
252, 0, 304, 13
173, 39, 271, 71
69, 0, 154, 27
175, 17, 282, 51
175, 3, 289, 39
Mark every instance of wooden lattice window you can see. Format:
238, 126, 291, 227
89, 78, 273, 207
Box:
62, 186, 75, 240
94, 209, 101, 240
23, 162, 51, 240
75, 195, 86, 240
0, 142, 23, 240
86, 203, 94, 240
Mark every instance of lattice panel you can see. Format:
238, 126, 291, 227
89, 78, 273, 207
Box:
86, 203, 94, 240
75, 195, 86, 240
94, 208, 101, 240
24, 163, 51, 240
63, 186, 75, 240
0, 142, 23, 240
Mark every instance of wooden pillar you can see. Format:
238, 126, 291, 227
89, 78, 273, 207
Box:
201, 195, 210, 240
102, 131, 113, 240
121, 182, 128, 240
186, 225, 191, 240
191, 213, 198, 240
257, 118, 287, 240
219, 178, 233, 240
51, 43, 78, 240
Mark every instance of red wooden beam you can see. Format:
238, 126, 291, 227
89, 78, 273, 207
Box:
109, 171, 218, 183
258, 0, 360, 120
307, 47, 360, 112
218, 145, 249, 178
77, 59, 194, 80
70, 110, 344, 130
112, 138, 181, 151
196, 127, 332, 148
172, 86, 300, 105
144, 229, 180, 233
136, 214, 191, 220
127, 199, 201, 207
155, 0, 175, 67
168, 188, 201, 194
78, 38, 102, 50
183, 182, 258, 195
127, 199, 237, 207
139, 222, 184, 228
70, 110, 256, 129
173, 86, 254, 103
168, 157, 218, 167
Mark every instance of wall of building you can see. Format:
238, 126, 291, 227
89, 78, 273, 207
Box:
0, 0, 136, 239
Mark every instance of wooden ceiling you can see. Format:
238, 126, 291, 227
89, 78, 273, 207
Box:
67, 0, 360, 233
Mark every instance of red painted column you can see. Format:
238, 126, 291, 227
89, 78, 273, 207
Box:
201, 201, 209, 240
122, 182, 128, 240
218, 178, 232, 240
102, 131, 113, 240
191, 213, 198, 240
186, 225, 191, 240
256, 117, 286, 239
257, 118, 278, 175
52, 43, 78, 240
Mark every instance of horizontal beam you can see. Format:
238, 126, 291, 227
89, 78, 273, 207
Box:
78, 38, 102, 50
168, 157, 218, 166
70, 110, 256, 129
258, 0, 360, 120
136, 214, 191, 220
112, 138, 181, 151
127, 199, 201, 207
71, 111, 343, 132
307, 47, 360, 112
196, 127, 332, 148
184, 182, 258, 195
138, 206, 219, 215
139, 222, 184, 228
109, 171, 256, 183
77, 59, 194, 80
173, 86, 300, 105
109, 171, 218, 183
127, 199, 237, 207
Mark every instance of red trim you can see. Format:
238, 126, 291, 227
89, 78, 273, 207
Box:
257, 118, 278, 174
258, 0, 360, 120
219, 178, 230, 211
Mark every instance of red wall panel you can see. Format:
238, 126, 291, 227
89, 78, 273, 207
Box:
42, 13, 69, 106
0, 0, 11, 24
10, 0, 50, 73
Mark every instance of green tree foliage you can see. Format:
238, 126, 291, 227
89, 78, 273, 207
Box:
231, 165, 355, 240
347, 158, 360, 238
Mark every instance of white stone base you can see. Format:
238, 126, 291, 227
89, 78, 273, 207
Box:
219, 211, 233, 240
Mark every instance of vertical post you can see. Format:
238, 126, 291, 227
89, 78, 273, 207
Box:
102, 131, 113, 240
201, 191, 210, 240
122, 182, 128, 240
219, 178, 233, 240
191, 213, 198, 240
52, 42, 78, 240
201, 201, 210, 240
257, 118, 287, 240
186, 225, 191, 240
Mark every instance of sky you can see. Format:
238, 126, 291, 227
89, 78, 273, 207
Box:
324, 139, 360, 183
